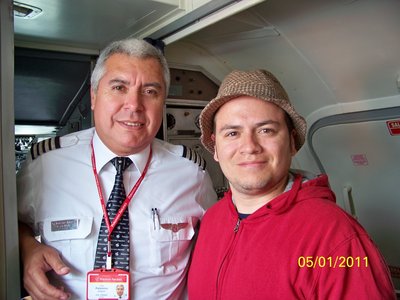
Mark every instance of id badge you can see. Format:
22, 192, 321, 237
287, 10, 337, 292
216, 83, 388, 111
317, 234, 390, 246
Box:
86, 268, 130, 300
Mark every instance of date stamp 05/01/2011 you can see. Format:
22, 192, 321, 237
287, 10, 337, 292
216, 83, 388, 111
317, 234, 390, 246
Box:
297, 256, 368, 268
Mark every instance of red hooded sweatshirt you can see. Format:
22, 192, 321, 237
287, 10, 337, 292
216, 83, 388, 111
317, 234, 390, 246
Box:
188, 174, 395, 300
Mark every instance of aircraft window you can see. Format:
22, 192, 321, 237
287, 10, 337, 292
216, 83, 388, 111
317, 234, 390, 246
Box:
14, 47, 94, 127
14, 47, 95, 171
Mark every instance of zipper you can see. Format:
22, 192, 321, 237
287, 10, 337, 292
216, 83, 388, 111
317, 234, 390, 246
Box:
216, 218, 241, 299
233, 218, 241, 232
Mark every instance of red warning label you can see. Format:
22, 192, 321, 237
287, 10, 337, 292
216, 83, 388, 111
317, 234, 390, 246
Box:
386, 120, 400, 135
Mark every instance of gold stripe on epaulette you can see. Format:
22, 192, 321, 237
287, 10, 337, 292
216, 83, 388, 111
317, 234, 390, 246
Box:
181, 145, 206, 171
30, 136, 61, 160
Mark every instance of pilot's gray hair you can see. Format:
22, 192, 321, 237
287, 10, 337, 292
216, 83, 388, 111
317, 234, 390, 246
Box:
90, 38, 170, 95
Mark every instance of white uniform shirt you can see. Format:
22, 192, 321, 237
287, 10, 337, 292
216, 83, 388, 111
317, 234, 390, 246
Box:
17, 128, 217, 299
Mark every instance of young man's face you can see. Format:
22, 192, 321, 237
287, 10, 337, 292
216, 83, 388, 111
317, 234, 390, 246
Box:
91, 53, 165, 156
212, 96, 297, 199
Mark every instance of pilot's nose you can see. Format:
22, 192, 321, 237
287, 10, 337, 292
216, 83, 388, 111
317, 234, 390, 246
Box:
123, 91, 144, 111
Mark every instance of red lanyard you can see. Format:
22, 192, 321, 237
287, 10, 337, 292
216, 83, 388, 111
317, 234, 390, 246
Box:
90, 140, 152, 250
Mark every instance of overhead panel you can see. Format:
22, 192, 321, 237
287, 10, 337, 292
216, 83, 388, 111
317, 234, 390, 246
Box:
150, 0, 266, 44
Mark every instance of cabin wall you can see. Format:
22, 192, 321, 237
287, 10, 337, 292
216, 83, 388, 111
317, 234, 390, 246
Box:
1, 0, 21, 298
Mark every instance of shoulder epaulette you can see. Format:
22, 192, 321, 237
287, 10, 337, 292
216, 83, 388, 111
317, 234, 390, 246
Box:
30, 136, 61, 160
181, 145, 207, 171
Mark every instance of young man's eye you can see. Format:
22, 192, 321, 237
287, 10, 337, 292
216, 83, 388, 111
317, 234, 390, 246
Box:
260, 128, 274, 134
225, 131, 238, 137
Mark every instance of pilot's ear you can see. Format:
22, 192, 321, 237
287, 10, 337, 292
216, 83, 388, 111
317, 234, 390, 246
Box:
90, 87, 96, 110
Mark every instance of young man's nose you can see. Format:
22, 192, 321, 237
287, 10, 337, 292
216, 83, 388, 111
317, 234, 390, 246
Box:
240, 133, 262, 154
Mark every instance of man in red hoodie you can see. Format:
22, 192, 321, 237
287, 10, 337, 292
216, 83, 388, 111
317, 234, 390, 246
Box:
187, 69, 396, 299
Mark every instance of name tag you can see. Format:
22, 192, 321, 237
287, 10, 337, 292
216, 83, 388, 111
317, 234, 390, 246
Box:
42, 216, 93, 242
51, 219, 78, 232
86, 268, 130, 300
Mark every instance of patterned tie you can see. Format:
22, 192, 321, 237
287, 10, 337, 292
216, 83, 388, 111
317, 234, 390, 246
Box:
94, 157, 132, 270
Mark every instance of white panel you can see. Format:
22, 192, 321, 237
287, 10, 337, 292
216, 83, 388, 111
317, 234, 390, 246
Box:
166, 107, 201, 135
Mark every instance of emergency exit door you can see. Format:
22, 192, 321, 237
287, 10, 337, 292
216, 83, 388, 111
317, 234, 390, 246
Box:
309, 106, 400, 289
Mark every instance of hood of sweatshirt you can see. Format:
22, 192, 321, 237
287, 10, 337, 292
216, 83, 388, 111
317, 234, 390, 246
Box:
226, 173, 336, 218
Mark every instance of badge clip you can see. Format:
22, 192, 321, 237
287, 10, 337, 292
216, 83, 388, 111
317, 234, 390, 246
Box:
106, 239, 112, 270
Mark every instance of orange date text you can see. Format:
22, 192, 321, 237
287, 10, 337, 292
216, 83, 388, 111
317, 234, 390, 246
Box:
297, 256, 368, 268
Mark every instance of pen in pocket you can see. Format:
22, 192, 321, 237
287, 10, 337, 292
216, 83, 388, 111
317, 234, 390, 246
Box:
151, 208, 161, 230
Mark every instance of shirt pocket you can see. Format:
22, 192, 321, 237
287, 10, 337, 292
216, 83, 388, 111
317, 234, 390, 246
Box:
39, 216, 94, 278
149, 215, 195, 274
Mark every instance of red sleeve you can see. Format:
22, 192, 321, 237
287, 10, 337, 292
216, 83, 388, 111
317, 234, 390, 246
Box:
311, 233, 396, 300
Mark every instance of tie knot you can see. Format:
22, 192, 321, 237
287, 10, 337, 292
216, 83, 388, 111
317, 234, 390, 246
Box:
111, 157, 132, 174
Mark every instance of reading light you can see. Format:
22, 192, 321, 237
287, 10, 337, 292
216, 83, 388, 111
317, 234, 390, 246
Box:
13, 1, 42, 19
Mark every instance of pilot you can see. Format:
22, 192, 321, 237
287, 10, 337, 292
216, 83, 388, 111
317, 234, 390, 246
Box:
17, 37, 216, 299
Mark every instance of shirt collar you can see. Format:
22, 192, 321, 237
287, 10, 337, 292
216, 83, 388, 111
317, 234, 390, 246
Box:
92, 131, 151, 175
283, 172, 295, 192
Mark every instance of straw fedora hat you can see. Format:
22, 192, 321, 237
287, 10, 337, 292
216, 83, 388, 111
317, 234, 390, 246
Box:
199, 69, 307, 153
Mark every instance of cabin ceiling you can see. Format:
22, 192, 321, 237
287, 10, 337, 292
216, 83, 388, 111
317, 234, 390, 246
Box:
166, 0, 400, 118
13, 0, 400, 131
13, 0, 246, 52
15, 0, 168, 51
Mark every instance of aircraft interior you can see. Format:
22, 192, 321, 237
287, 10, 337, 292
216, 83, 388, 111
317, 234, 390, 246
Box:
1, 0, 399, 298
